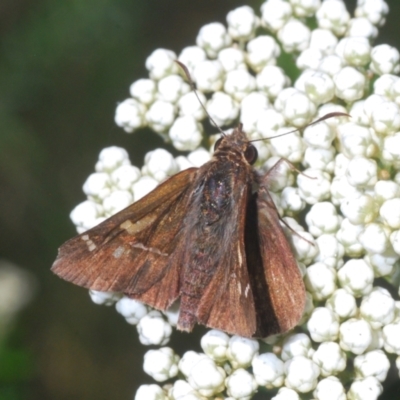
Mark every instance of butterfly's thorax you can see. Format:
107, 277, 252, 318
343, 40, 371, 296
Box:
177, 129, 256, 331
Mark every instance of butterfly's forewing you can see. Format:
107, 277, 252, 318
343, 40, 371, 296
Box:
249, 181, 306, 337
51, 168, 197, 310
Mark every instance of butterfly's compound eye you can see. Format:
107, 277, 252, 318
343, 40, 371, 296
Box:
214, 137, 223, 150
244, 144, 258, 164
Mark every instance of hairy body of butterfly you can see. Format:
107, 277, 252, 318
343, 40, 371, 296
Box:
52, 124, 305, 338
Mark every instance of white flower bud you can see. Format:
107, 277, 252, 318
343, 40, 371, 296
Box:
382, 132, 400, 165
312, 342, 347, 376
168, 379, 205, 400
157, 75, 190, 103
115, 98, 146, 133
186, 356, 226, 397
284, 355, 320, 393
271, 387, 300, 400
358, 222, 390, 254
316, 0, 350, 36
169, 116, 203, 151
135, 384, 167, 400
246, 35, 280, 72
309, 28, 338, 55
305, 262, 337, 300
347, 377, 383, 400
111, 165, 141, 191
335, 37, 371, 67
346, 17, 378, 40
146, 100, 176, 133
178, 46, 207, 74
129, 79, 157, 105
306, 202, 341, 237
338, 259, 374, 297
256, 65, 290, 99
303, 120, 335, 149
379, 198, 400, 230
360, 287, 396, 329
206, 92, 239, 127
355, 0, 389, 26
333, 66, 366, 102
296, 48, 323, 70
308, 307, 339, 342
89, 290, 120, 305
371, 100, 400, 134
83, 172, 111, 200
260, 0, 292, 32
145, 49, 178, 80
336, 218, 364, 257
200, 330, 230, 363
96, 146, 130, 172
345, 157, 377, 189
365, 249, 398, 277
337, 122, 374, 158
331, 176, 363, 207
226, 6, 259, 41
313, 376, 346, 400
196, 22, 231, 58
276, 89, 316, 127
224, 69, 256, 102
318, 54, 344, 77
269, 131, 304, 162
257, 109, 286, 137
281, 333, 312, 361
70, 200, 103, 232
115, 297, 148, 325
252, 352, 284, 387
287, 225, 318, 265
142, 148, 178, 182
297, 168, 331, 204
192, 60, 224, 93
177, 91, 207, 121
227, 335, 259, 369
383, 321, 400, 354
280, 187, 305, 214
326, 288, 357, 320
240, 92, 270, 133
137, 310, 172, 346
225, 368, 257, 400
340, 194, 379, 225
143, 347, 180, 382
370, 44, 400, 75
340, 318, 373, 355
314, 234, 344, 269
217, 47, 246, 72
354, 349, 390, 382
374, 74, 399, 98
277, 18, 311, 53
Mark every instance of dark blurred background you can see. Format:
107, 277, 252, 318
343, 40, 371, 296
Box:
1, 1, 400, 399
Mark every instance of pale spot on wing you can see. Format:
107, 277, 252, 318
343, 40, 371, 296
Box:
131, 242, 168, 257
245, 284, 250, 298
120, 214, 157, 235
237, 282, 242, 295
81, 234, 97, 251
237, 243, 243, 265
113, 246, 125, 258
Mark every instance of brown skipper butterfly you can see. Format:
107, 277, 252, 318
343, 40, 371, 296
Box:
51, 63, 347, 337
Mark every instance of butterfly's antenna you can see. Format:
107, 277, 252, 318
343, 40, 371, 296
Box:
249, 112, 350, 143
175, 60, 226, 137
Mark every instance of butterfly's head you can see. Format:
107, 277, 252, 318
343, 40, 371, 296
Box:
213, 124, 258, 166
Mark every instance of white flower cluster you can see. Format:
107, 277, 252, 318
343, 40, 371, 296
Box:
67, 0, 400, 399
